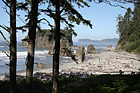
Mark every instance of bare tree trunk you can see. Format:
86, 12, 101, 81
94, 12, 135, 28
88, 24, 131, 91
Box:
10, 0, 17, 93
52, 0, 60, 93
26, 0, 38, 93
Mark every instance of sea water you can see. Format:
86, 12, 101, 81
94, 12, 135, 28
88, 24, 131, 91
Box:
0, 42, 117, 74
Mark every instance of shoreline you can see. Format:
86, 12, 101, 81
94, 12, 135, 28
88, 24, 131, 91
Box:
0, 48, 140, 80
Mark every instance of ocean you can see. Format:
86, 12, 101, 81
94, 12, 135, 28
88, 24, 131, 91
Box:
0, 42, 117, 74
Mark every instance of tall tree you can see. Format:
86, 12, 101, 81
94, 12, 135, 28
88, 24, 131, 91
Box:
41, 0, 92, 93
10, 0, 17, 93
116, 0, 140, 53
26, 0, 39, 92
52, 1, 60, 92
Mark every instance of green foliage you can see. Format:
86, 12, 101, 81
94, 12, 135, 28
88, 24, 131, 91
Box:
1, 75, 140, 93
116, 1, 140, 54
125, 41, 140, 52
36, 29, 73, 43
36, 29, 51, 37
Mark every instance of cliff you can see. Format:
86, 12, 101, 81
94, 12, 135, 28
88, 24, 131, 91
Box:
115, 4, 140, 54
20, 29, 73, 48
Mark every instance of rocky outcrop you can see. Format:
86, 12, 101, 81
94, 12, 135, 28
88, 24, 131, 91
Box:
20, 36, 52, 48
107, 44, 112, 48
60, 39, 70, 56
76, 45, 85, 63
48, 41, 55, 55
20, 36, 73, 49
35, 36, 52, 48
87, 44, 99, 54
87, 44, 95, 53
48, 39, 74, 56
105, 44, 113, 51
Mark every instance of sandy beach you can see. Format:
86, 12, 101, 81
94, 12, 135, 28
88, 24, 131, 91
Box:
0, 48, 140, 80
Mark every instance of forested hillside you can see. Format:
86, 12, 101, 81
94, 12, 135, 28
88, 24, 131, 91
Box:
116, 1, 140, 54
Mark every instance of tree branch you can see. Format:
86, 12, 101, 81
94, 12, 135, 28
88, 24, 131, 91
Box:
2, 0, 10, 8
0, 30, 10, 44
103, 0, 127, 9
2, 51, 10, 57
0, 25, 10, 33
38, 18, 54, 29
60, 3, 66, 14
2, 6, 10, 15
16, 14, 26, 24
41, 8, 55, 19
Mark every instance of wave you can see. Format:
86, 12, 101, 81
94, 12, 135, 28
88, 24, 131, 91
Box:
0, 48, 51, 74
0, 46, 4, 48
0, 64, 9, 68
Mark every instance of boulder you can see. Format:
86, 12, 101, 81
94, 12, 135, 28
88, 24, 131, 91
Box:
34, 72, 52, 81
87, 44, 99, 54
107, 44, 112, 48
76, 45, 85, 63
87, 44, 96, 53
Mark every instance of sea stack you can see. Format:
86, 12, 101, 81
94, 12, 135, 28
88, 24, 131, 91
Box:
76, 45, 85, 63
87, 44, 99, 54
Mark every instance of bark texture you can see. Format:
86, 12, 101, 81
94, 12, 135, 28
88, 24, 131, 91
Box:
52, 0, 60, 93
10, 0, 17, 93
26, 0, 38, 93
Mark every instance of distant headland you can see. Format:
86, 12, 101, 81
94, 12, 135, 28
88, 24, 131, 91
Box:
78, 38, 119, 44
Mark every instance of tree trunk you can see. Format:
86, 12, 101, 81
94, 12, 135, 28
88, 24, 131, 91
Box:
52, 0, 60, 93
10, 0, 17, 93
26, 0, 38, 93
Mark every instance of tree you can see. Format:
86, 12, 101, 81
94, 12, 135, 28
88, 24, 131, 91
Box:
25, 0, 39, 92
52, 0, 60, 92
40, 0, 92, 93
116, 0, 140, 53
53, 1, 92, 92
0, 0, 17, 92
9, 0, 17, 93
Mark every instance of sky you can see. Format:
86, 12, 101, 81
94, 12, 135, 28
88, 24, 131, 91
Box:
0, 1, 134, 42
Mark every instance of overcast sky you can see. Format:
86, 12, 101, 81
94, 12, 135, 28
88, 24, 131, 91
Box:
0, 1, 134, 42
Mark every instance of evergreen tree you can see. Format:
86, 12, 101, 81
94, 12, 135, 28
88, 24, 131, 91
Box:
9, 0, 17, 93
41, 0, 92, 93
25, 0, 39, 93
116, 0, 140, 54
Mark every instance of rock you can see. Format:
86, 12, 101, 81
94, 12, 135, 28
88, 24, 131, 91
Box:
107, 44, 112, 48
20, 36, 52, 48
34, 72, 52, 81
35, 36, 52, 48
60, 39, 70, 56
60, 73, 70, 78
87, 44, 100, 54
76, 45, 85, 63
20, 29, 73, 48
48, 39, 74, 57
48, 41, 55, 55
87, 45, 96, 53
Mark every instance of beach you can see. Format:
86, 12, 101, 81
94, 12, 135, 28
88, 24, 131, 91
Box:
0, 47, 140, 80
